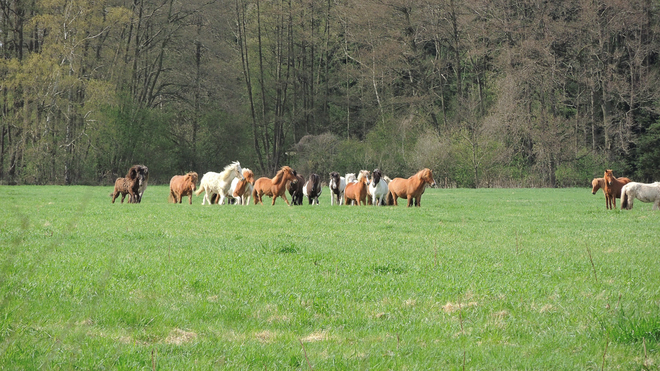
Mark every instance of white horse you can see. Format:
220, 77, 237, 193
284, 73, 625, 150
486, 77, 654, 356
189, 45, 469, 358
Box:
620, 182, 660, 210
368, 169, 389, 206
195, 161, 244, 205
229, 168, 254, 205
345, 173, 356, 184
329, 172, 346, 205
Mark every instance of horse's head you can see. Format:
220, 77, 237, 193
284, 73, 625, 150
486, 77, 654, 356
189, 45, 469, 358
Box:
591, 178, 601, 194
372, 169, 382, 185
604, 170, 614, 186
243, 169, 255, 184
329, 172, 339, 189
233, 162, 245, 181
358, 170, 370, 185
309, 173, 320, 192
189, 172, 199, 184
283, 166, 298, 183
422, 168, 437, 187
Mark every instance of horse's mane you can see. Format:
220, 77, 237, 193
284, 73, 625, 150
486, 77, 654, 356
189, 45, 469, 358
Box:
412, 168, 429, 179
218, 161, 241, 181
272, 166, 292, 184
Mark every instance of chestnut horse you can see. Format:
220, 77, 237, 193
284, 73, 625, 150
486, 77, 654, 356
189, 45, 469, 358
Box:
230, 168, 255, 205
169, 172, 198, 204
603, 170, 632, 210
287, 171, 305, 206
111, 166, 140, 204
386, 168, 436, 207
344, 170, 370, 206
252, 166, 299, 205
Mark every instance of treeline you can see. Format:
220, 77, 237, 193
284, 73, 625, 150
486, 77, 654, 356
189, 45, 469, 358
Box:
1, 0, 659, 186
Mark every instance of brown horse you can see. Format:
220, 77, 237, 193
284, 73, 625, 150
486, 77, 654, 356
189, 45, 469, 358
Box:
231, 168, 255, 205
287, 171, 305, 206
252, 166, 299, 205
603, 170, 632, 210
127, 165, 149, 203
111, 167, 140, 204
169, 172, 198, 204
386, 168, 436, 207
344, 171, 369, 206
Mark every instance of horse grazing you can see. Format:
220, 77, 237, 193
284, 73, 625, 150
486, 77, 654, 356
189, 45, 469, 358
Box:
195, 161, 244, 205
287, 171, 305, 205
303, 173, 322, 205
111, 167, 140, 204
329, 171, 346, 205
603, 170, 632, 210
229, 168, 255, 205
252, 166, 299, 205
386, 168, 436, 207
169, 172, 198, 204
344, 170, 370, 206
368, 169, 389, 206
620, 182, 660, 210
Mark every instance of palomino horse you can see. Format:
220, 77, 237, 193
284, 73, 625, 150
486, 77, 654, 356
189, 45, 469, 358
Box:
111, 166, 140, 204
344, 170, 370, 206
303, 173, 322, 205
386, 168, 436, 207
169, 172, 198, 204
603, 170, 632, 210
253, 166, 299, 205
195, 161, 244, 205
620, 182, 660, 210
591, 178, 605, 195
368, 169, 388, 206
230, 168, 255, 205
329, 172, 346, 205
288, 171, 305, 205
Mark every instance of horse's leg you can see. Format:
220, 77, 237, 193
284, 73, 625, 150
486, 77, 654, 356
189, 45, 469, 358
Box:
407, 195, 413, 207
280, 194, 291, 206
120, 193, 126, 203
415, 196, 421, 207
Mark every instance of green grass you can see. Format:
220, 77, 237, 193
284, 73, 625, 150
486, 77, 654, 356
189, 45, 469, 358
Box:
1, 185, 659, 369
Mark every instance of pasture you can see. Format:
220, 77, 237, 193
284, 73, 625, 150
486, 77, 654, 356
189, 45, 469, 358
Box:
1, 185, 659, 369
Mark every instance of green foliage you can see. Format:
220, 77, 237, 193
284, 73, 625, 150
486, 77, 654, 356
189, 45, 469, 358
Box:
635, 120, 660, 182
555, 150, 608, 188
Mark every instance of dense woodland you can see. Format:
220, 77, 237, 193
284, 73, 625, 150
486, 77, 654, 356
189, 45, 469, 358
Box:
1, 0, 659, 187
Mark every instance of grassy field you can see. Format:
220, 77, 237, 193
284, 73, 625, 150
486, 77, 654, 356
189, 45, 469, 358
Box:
0, 185, 659, 370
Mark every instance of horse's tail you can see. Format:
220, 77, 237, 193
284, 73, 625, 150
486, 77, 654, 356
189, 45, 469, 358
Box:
252, 187, 259, 204
194, 184, 205, 196
621, 187, 629, 210
386, 191, 393, 206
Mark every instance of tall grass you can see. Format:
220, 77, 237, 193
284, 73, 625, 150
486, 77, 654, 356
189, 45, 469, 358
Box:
0, 185, 658, 369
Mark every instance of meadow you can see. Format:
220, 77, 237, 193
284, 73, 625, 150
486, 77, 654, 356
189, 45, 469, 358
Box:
0, 185, 659, 370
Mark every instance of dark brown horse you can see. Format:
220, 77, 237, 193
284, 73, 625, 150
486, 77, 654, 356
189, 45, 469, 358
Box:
386, 168, 436, 207
287, 171, 305, 206
169, 172, 198, 204
303, 173, 322, 205
127, 165, 149, 203
603, 170, 632, 210
253, 166, 299, 205
111, 167, 140, 204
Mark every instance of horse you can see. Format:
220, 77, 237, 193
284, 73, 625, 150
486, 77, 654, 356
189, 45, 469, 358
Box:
252, 166, 299, 205
344, 170, 370, 206
368, 169, 389, 206
287, 171, 305, 206
345, 173, 356, 184
229, 168, 255, 205
169, 172, 198, 204
386, 168, 436, 207
303, 173, 322, 205
620, 182, 660, 210
329, 171, 346, 205
111, 166, 140, 204
591, 178, 605, 195
195, 161, 244, 205
603, 170, 632, 210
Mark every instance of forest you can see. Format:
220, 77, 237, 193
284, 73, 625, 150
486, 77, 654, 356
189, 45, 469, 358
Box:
0, 0, 659, 187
